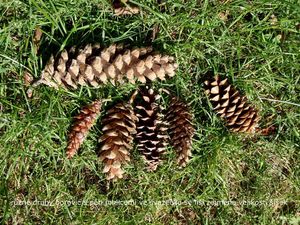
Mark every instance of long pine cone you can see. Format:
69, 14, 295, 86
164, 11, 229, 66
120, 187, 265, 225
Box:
66, 100, 102, 159
134, 86, 169, 171
38, 43, 178, 89
166, 97, 195, 167
98, 102, 138, 180
204, 76, 260, 133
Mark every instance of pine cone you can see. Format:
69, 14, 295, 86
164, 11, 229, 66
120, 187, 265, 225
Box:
66, 100, 102, 159
166, 97, 195, 167
204, 76, 260, 133
98, 101, 138, 180
38, 43, 178, 89
112, 0, 139, 16
135, 86, 169, 171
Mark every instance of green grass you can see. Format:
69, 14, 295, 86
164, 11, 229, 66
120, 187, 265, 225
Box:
1, 0, 300, 224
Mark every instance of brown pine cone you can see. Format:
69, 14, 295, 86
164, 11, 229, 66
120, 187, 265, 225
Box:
98, 101, 138, 180
66, 100, 102, 159
37, 43, 178, 89
166, 96, 195, 167
112, 0, 139, 16
204, 76, 260, 133
134, 86, 169, 171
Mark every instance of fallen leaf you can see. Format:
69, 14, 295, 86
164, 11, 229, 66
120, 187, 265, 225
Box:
151, 24, 160, 42
33, 26, 43, 53
24, 70, 34, 86
270, 14, 278, 25
218, 10, 230, 22
259, 125, 277, 136
26, 88, 33, 98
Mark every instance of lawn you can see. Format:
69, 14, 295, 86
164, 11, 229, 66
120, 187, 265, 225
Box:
0, 0, 299, 224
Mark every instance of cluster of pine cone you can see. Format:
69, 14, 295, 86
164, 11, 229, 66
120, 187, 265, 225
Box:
35, 43, 264, 181
66, 86, 195, 180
